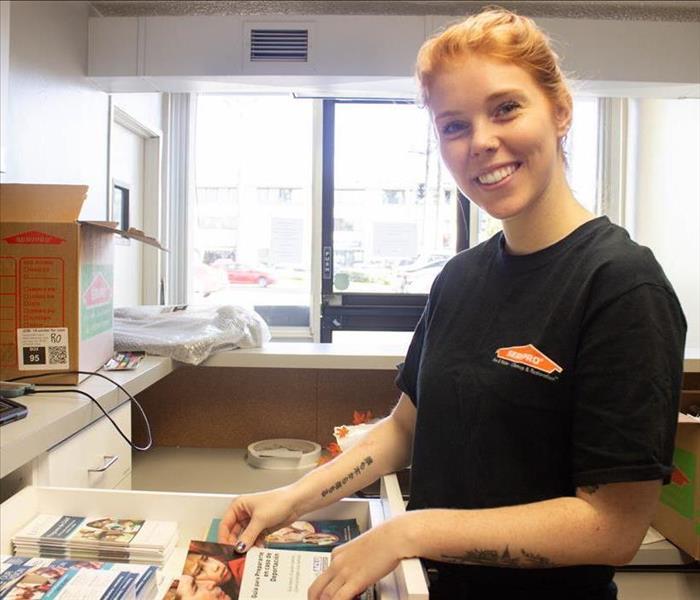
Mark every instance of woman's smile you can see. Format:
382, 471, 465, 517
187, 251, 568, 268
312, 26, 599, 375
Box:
473, 161, 523, 188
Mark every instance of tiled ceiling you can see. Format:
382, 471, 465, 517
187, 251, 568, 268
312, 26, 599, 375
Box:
89, 1, 700, 22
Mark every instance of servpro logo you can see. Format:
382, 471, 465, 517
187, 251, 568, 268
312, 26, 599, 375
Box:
493, 344, 563, 382
3, 230, 65, 245
83, 273, 112, 307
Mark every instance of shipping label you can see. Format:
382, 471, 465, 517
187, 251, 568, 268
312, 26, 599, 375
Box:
17, 327, 70, 371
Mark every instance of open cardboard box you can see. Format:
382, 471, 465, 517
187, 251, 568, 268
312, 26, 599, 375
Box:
652, 389, 700, 560
0, 475, 429, 599
0, 184, 164, 384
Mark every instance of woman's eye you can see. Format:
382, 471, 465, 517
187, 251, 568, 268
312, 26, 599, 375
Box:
495, 101, 521, 117
441, 122, 467, 136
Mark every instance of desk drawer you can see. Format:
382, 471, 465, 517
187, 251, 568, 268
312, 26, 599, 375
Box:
0, 476, 428, 599
35, 402, 132, 489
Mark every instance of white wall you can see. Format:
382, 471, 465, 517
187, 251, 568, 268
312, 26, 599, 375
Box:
0, 1, 163, 221
0, 1, 107, 218
111, 92, 163, 134
633, 99, 700, 353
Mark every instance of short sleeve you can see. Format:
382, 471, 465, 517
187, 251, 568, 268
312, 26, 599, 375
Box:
572, 283, 687, 487
395, 308, 427, 405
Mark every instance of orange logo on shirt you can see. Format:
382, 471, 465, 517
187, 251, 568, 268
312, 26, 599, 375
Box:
495, 344, 563, 375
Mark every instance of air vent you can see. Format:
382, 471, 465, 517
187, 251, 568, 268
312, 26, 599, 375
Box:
250, 29, 309, 62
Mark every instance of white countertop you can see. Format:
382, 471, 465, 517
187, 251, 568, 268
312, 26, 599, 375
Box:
202, 342, 700, 373
201, 342, 407, 370
3, 342, 697, 480
0, 357, 174, 479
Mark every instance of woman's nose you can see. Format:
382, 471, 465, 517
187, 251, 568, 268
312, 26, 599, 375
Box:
470, 123, 499, 157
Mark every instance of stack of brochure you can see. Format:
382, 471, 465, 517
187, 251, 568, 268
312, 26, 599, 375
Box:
11, 515, 178, 566
0, 555, 160, 599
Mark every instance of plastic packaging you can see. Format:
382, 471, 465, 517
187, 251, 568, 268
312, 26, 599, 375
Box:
333, 422, 378, 453
113, 304, 271, 365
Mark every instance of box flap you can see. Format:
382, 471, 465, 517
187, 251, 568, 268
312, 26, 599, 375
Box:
0, 184, 87, 223
79, 221, 168, 251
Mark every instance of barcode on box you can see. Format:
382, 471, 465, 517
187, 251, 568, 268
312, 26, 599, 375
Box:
48, 345, 67, 365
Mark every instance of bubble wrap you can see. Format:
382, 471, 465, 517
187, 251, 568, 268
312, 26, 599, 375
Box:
113, 304, 271, 365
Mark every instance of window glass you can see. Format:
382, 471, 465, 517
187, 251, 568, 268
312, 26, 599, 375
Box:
192, 95, 312, 325
333, 103, 458, 294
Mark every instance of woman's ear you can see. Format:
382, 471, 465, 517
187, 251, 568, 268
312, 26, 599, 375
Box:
553, 99, 573, 139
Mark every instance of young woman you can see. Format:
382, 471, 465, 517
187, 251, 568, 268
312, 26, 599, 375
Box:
218, 8, 686, 599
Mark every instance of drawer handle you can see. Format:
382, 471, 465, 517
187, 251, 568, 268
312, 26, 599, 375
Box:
88, 455, 119, 473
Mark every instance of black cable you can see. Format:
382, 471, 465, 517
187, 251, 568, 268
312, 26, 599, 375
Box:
8, 371, 153, 452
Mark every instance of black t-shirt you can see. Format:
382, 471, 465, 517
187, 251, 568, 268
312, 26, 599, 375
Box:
396, 217, 687, 596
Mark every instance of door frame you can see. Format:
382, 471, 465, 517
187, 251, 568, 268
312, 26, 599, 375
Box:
107, 99, 163, 305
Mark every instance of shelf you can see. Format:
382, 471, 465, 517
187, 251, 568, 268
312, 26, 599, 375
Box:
201, 342, 406, 370
0, 357, 174, 479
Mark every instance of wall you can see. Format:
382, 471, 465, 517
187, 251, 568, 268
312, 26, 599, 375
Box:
111, 92, 163, 133
0, 1, 163, 220
633, 98, 700, 353
132, 367, 399, 449
0, 1, 107, 218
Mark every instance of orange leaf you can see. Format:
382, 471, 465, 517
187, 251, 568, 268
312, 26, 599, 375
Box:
335, 425, 350, 438
326, 442, 342, 456
352, 410, 373, 425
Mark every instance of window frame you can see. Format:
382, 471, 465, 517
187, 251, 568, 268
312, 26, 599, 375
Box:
172, 93, 619, 343
319, 98, 469, 342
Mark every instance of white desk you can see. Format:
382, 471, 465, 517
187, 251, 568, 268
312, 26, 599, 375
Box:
0, 356, 174, 481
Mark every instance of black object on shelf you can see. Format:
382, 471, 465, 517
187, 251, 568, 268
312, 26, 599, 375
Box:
0, 395, 28, 426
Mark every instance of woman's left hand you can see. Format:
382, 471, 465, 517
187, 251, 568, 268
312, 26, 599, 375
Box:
307, 516, 412, 600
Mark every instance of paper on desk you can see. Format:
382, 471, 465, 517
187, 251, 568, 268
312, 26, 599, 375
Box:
642, 526, 665, 545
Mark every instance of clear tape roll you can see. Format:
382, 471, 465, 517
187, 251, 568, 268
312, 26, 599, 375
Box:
246, 438, 321, 470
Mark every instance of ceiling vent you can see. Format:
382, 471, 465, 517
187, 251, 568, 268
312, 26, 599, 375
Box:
249, 28, 309, 62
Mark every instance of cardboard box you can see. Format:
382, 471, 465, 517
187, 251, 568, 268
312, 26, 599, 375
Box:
0, 184, 163, 384
653, 389, 700, 560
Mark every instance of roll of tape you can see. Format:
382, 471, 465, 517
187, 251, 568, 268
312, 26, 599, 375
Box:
246, 438, 321, 470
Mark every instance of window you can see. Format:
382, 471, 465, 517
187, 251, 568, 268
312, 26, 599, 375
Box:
330, 101, 460, 296
187, 94, 607, 341
112, 182, 130, 231
192, 95, 313, 329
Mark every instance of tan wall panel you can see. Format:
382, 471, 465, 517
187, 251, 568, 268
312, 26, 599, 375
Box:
133, 367, 400, 448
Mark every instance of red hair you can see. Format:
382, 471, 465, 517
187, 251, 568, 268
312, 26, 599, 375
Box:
416, 6, 572, 117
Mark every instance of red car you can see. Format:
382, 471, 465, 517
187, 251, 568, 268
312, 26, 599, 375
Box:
212, 259, 276, 287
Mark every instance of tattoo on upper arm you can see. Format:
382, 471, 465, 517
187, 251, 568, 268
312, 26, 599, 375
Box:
580, 484, 602, 495
441, 545, 558, 568
319, 456, 374, 499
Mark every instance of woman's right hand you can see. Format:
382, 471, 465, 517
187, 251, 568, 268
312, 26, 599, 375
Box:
217, 486, 300, 552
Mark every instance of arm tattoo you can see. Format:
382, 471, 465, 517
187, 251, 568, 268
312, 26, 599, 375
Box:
319, 456, 374, 499
580, 484, 602, 495
441, 545, 559, 568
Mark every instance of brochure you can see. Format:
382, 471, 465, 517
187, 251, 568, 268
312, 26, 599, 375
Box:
206, 519, 360, 552
165, 540, 373, 600
12, 515, 177, 566
0, 555, 159, 600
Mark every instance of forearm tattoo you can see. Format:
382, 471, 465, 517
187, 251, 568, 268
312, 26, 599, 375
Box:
441, 545, 558, 568
320, 456, 374, 499
580, 484, 601, 494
